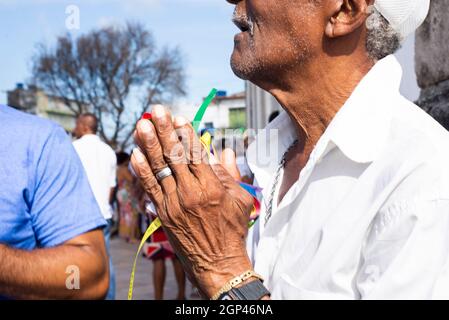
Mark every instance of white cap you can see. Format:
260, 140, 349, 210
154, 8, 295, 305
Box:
374, 0, 430, 40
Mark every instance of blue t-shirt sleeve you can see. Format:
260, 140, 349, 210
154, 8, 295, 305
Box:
30, 126, 106, 248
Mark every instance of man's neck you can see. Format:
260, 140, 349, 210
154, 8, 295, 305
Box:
266, 54, 374, 158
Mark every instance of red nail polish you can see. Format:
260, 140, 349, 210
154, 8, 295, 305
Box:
142, 113, 152, 121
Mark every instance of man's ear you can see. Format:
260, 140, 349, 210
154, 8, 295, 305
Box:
325, 0, 371, 38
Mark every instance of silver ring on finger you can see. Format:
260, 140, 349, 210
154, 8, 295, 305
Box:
155, 167, 173, 181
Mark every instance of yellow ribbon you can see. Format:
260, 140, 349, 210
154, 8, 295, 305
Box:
127, 217, 161, 300
201, 131, 220, 161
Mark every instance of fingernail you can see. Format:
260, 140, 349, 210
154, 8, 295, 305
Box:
139, 119, 153, 134
133, 148, 146, 164
142, 113, 152, 121
174, 116, 187, 127
153, 105, 165, 119
222, 148, 236, 161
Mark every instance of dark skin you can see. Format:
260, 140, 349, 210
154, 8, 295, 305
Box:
131, 0, 376, 299
0, 230, 109, 299
73, 115, 97, 140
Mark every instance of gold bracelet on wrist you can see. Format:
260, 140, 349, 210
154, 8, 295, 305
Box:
210, 270, 264, 300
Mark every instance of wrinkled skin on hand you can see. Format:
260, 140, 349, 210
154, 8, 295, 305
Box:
131, 105, 254, 298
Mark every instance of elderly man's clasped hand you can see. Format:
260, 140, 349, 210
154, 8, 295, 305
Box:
130, 104, 254, 299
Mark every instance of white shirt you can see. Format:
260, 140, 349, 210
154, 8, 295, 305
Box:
73, 134, 117, 220
247, 55, 449, 300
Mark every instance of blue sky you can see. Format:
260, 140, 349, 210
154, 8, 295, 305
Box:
0, 0, 420, 112
0, 0, 243, 108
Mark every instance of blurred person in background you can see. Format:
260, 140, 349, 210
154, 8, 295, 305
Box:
73, 113, 117, 300
112, 152, 131, 235
116, 152, 141, 243
0, 105, 108, 299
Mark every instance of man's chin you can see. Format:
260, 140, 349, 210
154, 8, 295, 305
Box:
230, 53, 254, 81
230, 64, 249, 81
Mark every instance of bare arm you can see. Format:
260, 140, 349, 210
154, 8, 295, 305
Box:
0, 230, 109, 300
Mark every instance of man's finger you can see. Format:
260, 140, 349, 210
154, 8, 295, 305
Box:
220, 148, 242, 181
210, 163, 240, 191
210, 163, 253, 217
174, 116, 208, 166
135, 119, 176, 195
209, 151, 244, 198
173, 116, 219, 186
130, 148, 164, 207
151, 105, 193, 188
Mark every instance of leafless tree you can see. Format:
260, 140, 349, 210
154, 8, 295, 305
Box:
31, 22, 186, 150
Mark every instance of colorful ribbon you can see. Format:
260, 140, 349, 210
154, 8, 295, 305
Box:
128, 217, 161, 300
239, 182, 262, 226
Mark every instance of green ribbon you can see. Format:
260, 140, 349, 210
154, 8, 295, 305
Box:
192, 88, 218, 132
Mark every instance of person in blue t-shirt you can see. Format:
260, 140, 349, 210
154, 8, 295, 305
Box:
0, 105, 109, 299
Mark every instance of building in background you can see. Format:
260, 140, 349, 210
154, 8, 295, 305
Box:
201, 90, 246, 130
416, 0, 449, 131
246, 82, 281, 130
7, 84, 83, 132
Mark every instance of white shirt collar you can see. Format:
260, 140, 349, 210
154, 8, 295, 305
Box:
247, 55, 403, 190
79, 134, 100, 140
76, 134, 101, 144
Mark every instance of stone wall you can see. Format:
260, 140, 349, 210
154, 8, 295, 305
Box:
416, 0, 449, 130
